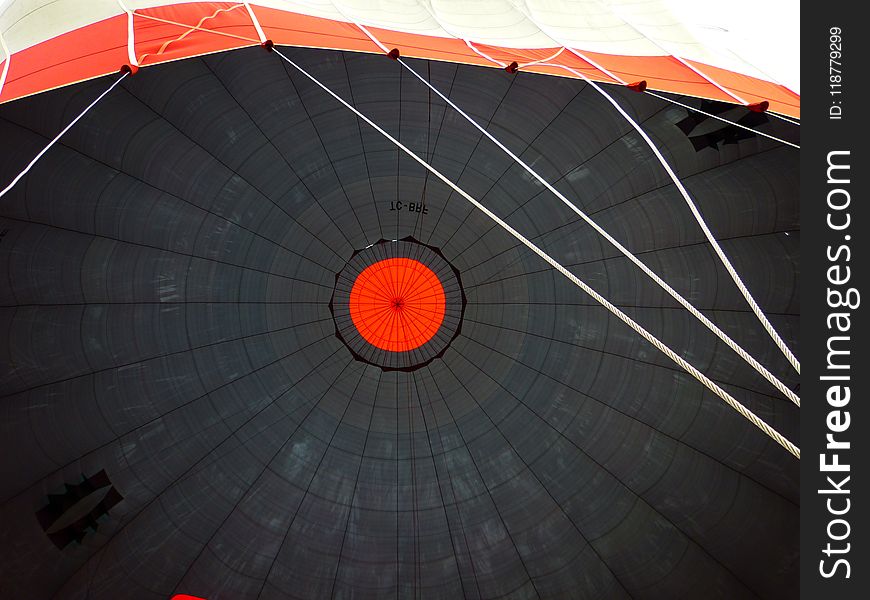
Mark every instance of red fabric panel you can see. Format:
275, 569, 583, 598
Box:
0, 1, 800, 118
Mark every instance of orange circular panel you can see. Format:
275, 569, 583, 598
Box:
349, 258, 446, 352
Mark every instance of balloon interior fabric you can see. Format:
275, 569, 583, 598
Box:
0, 31, 798, 600
332, 237, 465, 369
0, 1, 800, 117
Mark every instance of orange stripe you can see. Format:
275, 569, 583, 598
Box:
0, 0, 799, 118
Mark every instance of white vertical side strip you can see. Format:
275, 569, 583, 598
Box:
244, 1, 267, 43
0, 72, 128, 200
642, 89, 799, 149
271, 46, 799, 459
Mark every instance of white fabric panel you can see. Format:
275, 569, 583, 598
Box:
0, 0, 122, 54
517, 0, 663, 56
605, 0, 774, 84
248, 0, 349, 23
421, 0, 555, 47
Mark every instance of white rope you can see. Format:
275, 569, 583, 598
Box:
671, 55, 748, 105
589, 0, 750, 107
352, 22, 390, 53
359, 22, 797, 152
0, 29, 10, 99
564, 47, 626, 84
411, 1, 510, 68
437, 5, 800, 371
355, 18, 509, 71
465, 40, 506, 68
570, 70, 801, 375
391, 57, 799, 406
511, 2, 800, 372
271, 47, 800, 459
518, 46, 565, 69
513, 0, 800, 128
0, 72, 128, 200
644, 90, 799, 149
711, 41, 802, 121
130, 11, 259, 45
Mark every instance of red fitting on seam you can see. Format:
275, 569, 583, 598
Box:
747, 100, 769, 113
387, 48, 400, 60
119, 64, 138, 75
627, 80, 647, 93
505, 61, 519, 74
262, 39, 274, 52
